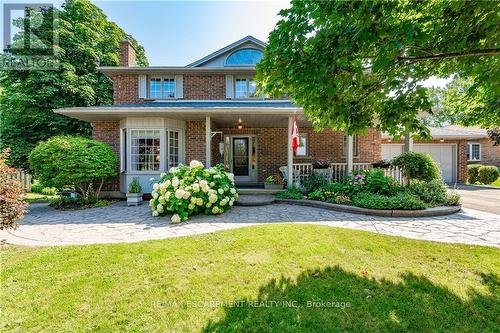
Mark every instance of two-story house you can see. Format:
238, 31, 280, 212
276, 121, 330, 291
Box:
56, 36, 475, 197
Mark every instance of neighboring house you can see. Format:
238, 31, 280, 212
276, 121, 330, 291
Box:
381, 126, 500, 183
56, 36, 380, 196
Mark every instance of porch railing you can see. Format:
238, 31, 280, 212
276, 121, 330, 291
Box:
290, 162, 404, 185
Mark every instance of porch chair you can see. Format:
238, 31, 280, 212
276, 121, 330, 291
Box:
279, 166, 302, 188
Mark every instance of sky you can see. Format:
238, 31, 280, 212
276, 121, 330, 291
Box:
92, 0, 290, 66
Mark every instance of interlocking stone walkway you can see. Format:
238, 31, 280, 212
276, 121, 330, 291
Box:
1, 202, 499, 247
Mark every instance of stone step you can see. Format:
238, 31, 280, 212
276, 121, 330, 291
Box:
235, 194, 276, 206
237, 188, 285, 195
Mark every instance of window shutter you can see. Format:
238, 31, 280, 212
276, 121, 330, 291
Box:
138, 75, 147, 99
174, 75, 183, 99
225, 75, 234, 99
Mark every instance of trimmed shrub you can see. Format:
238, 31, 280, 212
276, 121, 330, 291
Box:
29, 136, 117, 199
391, 152, 441, 182
407, 179, 449, 206
30, 180, 44, 194
363, 169, 401, 195
0, 149, 27, 229
49, 196, 116, 210
276, 187, 304, 200
352, 192, 427, 210
477, 166, 499, 184
150, 162, 238, 223
467, 165, 481, 184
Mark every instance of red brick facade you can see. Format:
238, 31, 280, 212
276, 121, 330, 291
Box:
119, 40, 136, 67
91, 121, 121, 191
183, 75, 226, 100
469, 138, 500, 167
112, 75, 145, 105
185, 120, 206, 165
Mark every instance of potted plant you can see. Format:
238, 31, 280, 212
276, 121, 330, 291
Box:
372, 159, 391, 169
264, 175, 284, 190
127, 177, 143, 206
312, 159, 332, 180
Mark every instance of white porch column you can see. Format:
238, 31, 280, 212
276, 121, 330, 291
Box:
346, 135, 354, 174
287, 115, 294, 188
205, 116, 211, 167
404, 131, 414, 152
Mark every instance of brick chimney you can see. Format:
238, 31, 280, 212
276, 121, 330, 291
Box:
119, 39, 136, 67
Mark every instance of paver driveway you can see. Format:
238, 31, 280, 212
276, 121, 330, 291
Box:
1, 202, 499, 247
453, 185, 500, 214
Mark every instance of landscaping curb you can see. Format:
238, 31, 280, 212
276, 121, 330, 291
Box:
275, 199, 462, 217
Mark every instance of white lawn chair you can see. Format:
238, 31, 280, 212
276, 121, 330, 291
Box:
279, 166, 302, 188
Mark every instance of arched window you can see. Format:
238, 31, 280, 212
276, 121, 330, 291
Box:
225, 48, 264, 66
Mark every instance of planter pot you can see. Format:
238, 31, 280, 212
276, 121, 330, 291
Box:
126, 192, 143, 206
264, 183, 284, 190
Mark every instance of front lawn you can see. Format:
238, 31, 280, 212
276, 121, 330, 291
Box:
1, 225, 499, 332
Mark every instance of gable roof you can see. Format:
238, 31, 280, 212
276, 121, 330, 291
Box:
382, 125, 489, 140
186, 35, 267, 68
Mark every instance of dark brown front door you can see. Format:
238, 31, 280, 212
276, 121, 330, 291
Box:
232, 138, 249, 176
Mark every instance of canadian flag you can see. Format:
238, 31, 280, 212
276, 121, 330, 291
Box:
291, 114, 300, 154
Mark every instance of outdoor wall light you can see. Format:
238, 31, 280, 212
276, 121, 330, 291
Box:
439, 138, 445, 143
237, 117, 243, 129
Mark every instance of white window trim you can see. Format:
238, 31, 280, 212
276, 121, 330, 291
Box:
234, 77, 263, 99
125, 128, 184, 174
467, 142, 481, 162
148, 76, 177, 100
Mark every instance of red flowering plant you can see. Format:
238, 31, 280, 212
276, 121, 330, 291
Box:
0, 149, 27, 229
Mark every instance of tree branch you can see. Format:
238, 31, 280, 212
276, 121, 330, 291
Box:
398, 48, 500, 62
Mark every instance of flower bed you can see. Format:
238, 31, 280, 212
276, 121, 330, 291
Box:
279, 169, 460, 211
150, 161, 238, 223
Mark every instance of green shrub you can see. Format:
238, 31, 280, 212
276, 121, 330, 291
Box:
407, 179, 448, 205
467, 165, 481, 184
128, 177, 142, 193
477, 166, 499, 184
301, 171, 326, 192
49, 196, 116, 210
41, 187, 58, 196
321, 182, 351, 196
307, 189, 325, 201
276, 187, 304, 200
30, 180, 44, 194
352, 192, 427, 210
391, 152, 441, 182
150, 162, 238, 223
363, 169, 401, 195
29, 136, 117, 199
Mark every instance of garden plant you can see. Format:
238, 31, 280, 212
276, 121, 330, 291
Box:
149, 161, 238, 223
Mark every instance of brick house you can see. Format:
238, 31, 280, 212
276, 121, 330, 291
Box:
56, 36, 494, 196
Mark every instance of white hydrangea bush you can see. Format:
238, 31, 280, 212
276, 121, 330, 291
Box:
150, 161, 238, 223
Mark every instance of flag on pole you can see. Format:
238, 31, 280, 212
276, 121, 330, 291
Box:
291, 114, 300, 154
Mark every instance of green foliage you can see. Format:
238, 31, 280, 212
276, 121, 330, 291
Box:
28, 136, 117, 199
352, 193, 427, 210
477, 166, 500, 185
265, 175, 284, 185
301, 171, 326, 192
333, 195, 351, 205
362, 169, 401, 196
31, 180, 58, 196
307, 189, 324, 201
128, 178, 142, 193
467, 165, 481, 184
407, 179, 450, 206
444, 191, 461, 206
49, 196, 116, 210
0, 0, 148, 169
391, 152, 441, 182
149, 162, 238, 223
276, 188, 304, 200
257, 0, 499, 137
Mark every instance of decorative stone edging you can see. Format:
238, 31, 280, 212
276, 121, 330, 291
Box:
275, 199, 462, 217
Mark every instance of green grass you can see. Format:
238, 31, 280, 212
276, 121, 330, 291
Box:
1, 225, 499, 332
24, 192, 59, 203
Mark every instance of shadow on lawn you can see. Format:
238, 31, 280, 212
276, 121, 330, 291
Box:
203, 266, 499, 332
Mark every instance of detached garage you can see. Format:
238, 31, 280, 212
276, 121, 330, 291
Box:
381, 144, 457, 183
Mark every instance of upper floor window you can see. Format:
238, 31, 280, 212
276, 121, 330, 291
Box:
225, 48, 264, 66
467, 143, 481, 161
234, 77, 260, 98
149, 77, 175, 99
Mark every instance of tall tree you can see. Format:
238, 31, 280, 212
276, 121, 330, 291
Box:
0, 0, 148, 169
257, 0, 499, 138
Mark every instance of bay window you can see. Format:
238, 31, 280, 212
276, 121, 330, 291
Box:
131, 130, 161, 171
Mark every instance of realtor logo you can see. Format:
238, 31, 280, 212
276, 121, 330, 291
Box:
2, 2, 58, 70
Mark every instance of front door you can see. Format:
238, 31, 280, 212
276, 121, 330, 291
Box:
233, 137, 249, 181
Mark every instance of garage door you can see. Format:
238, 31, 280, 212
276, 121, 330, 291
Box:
415, 145, 456, 183
381, 144, 456, 183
